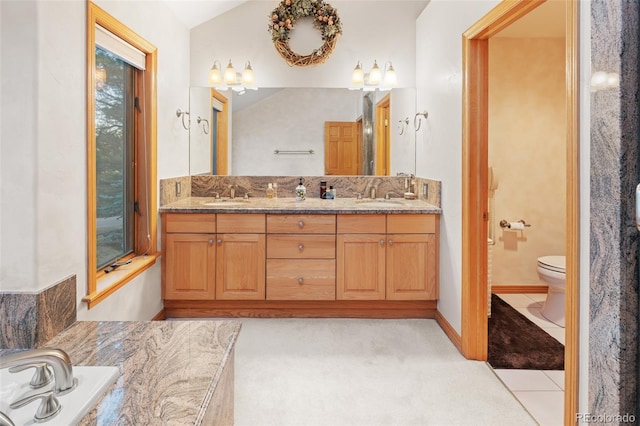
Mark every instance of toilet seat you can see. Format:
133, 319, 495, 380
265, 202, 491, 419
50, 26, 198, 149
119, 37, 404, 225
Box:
537, 256, 565, 274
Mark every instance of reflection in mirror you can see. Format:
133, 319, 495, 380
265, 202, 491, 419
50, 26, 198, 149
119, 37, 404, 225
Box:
362, 92, 374, 175
188, 87, 416, 176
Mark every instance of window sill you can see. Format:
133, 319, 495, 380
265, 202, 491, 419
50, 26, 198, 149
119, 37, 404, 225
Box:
83, 252, 160, 309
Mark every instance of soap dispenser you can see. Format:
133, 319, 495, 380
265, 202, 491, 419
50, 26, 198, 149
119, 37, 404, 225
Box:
295, 177, 306, 202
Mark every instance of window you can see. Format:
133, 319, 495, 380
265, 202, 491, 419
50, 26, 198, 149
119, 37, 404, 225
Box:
85, 2, 158, 308
95, 46, 135, 269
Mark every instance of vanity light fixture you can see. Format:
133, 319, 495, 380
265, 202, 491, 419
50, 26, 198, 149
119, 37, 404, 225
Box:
350, 60, 397, 91
209, 59, 257, 93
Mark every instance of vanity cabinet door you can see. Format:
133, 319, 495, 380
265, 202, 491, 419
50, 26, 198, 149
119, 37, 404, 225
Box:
336, 234, 386, 300
215, 234, 266, 300
164, 234, 216, 300
385, 234, 438, 300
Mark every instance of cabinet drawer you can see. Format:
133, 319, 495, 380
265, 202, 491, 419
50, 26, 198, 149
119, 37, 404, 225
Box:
267, 214, 336, 234
337, 214, 385, 234
165, 213, 216, 234
266, 259, 335, 300
267, 235, 336, 259
217, 213, 265, 233
387, 214, 436, 234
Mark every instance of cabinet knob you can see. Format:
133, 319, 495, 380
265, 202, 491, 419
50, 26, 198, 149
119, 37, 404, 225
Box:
379, 239, 385, 245
388, 240, 394, 246
217, 239, 223, 245
298, 220, 305, 228
298, 243, 304, 251
298, 277, 304, 284
208, 239, 214, 245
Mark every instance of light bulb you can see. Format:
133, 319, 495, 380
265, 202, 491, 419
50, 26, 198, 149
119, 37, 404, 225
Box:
224, 60, 237, 85
351, 61, 364, 86
383, 62, 397, 87
368, 60, 382, 85
241, 61, 254, 87
208, 62, 222, 86
590, 71, 608, 89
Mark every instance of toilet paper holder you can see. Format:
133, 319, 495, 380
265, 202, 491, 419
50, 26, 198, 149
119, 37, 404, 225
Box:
499, 219, 531, 229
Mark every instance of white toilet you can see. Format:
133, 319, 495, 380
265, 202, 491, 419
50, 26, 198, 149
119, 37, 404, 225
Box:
537, 255, 566, 327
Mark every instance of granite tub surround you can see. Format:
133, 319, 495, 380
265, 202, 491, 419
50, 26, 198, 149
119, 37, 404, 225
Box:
0, 275, 76, 349
41, 320, 241, 425
590, 0, 640, 418
160, 195, 441, 214
189, 175, 441, 207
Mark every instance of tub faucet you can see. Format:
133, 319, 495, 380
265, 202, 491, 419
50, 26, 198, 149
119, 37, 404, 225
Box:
0, 348, 75, 395
0, 411, 14, 426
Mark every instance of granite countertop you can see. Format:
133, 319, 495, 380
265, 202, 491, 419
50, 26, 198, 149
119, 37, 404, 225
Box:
160, 197, 442, 214
41, 320, 241, 425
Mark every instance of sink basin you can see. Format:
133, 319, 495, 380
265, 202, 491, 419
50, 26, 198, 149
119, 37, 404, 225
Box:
358, 200, 404, 208
203, 201, 247, 206
0, 365, 119, 425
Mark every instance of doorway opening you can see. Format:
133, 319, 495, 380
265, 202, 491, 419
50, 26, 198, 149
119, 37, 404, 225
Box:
210, 89, 229, 175
375, 94, 391, 175
460, 1, 579, 424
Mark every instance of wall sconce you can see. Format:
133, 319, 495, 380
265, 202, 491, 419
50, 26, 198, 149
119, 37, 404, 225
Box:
350, 60, 397, 91
209, 60, 257, 93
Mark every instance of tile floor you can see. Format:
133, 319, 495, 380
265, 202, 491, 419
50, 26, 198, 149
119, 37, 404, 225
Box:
492, 293, 565, 426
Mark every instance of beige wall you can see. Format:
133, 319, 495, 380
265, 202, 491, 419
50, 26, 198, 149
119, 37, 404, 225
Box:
488, 37, 566, 286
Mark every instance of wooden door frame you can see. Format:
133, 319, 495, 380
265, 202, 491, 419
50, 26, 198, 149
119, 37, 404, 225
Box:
375, 94, 391, 175
210, 89, 229, 175
356, 117, 363, 175
460, 1, 579, 424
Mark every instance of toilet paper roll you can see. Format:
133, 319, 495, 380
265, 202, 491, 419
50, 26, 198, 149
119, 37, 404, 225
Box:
509, 222, 525, 230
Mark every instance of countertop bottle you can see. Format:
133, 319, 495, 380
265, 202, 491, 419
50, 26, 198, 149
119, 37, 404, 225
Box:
266, 183, 274, 199
320, 181, 327, 199
295, 177, 306, 202
325, 186, 335, 199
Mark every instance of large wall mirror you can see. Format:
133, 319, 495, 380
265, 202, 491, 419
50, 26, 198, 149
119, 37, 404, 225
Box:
188, 87, 416, 176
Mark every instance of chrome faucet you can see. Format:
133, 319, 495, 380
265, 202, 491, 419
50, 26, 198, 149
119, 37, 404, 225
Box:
385, 192, 400, 200
228, 185, 236, 199
0, 411, 14, 426
1, 348, 75, 395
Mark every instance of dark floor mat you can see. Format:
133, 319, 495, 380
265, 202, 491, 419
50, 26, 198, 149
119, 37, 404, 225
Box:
488, 294, 564, 370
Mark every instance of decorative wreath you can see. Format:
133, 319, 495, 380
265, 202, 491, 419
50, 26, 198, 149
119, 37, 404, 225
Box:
269, 0, 342, 67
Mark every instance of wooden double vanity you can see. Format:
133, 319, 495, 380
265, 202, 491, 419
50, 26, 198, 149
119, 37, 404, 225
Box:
161, 197, 440, 318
